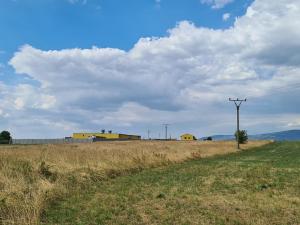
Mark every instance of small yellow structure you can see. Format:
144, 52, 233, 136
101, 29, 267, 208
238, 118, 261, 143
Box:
72, 132, 141, 140
180, 133, 197, 141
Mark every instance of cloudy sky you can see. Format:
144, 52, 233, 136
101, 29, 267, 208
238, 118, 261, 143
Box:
0, 0, 300, 138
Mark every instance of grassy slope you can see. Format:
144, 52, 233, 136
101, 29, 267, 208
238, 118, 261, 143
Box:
43, 142, 300, 225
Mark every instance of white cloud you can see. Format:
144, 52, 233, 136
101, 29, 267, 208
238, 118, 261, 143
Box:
0, 83, 55, 114
223, 13, 231, 21
4, 0, 300, 138
201, 0, 234, 9
287, 118, 300, 128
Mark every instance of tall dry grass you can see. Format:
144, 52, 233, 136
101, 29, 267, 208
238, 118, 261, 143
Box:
0, 140, 269, 225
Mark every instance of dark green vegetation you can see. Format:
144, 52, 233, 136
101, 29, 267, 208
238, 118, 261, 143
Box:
235, 130, 248, 144
42, 142, 300, 225
0, 131, 11, 144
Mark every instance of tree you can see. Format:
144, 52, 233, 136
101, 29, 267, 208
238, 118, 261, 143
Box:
235, 130, 248, 144
206, 137, 213, 141
0, 131, 12, 144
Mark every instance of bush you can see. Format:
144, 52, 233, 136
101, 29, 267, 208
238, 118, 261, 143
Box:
0, 131, 12, 144
235, 130, 248, 144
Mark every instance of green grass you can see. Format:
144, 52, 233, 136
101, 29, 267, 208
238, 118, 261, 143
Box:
42, 142, 300, 225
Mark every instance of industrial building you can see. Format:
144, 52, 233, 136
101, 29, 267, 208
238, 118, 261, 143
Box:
72, 131, 141, 140
180, 133, 197, 141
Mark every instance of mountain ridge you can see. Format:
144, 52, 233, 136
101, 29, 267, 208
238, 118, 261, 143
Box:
201, 130, 300, 141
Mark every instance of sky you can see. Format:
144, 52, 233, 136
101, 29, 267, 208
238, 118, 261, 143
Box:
0, 0, 300, 139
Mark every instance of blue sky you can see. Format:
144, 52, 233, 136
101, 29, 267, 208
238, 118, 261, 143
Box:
1, 0, 300, 138
0, 0, 251, 69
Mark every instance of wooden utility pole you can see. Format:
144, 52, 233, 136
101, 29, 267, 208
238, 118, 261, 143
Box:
229, 98, 247, 149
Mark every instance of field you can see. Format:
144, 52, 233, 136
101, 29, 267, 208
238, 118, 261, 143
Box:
42, 141, 300, 225
0, 140, 282, 225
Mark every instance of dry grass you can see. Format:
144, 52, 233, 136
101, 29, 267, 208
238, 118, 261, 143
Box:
0, 140, 269, 225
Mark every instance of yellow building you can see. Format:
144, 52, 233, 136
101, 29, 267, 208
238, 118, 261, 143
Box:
72, 132, 141, 140
180, 133, 197, 141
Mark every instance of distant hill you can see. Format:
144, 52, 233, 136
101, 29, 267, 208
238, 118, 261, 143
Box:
201, 130, 300, 141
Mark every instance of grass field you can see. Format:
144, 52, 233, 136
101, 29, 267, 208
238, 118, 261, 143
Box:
41, 141, 300, 225
0, 141, 268, 225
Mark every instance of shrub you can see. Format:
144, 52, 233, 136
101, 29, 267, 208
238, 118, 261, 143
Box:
235, 130, 248, 144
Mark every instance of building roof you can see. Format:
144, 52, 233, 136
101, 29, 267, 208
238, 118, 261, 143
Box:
180, 133, 195, 137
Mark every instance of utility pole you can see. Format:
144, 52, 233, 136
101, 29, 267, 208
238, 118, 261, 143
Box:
147, 129, 150, 140
162, 124, 170, 140
229, 98, 247, 149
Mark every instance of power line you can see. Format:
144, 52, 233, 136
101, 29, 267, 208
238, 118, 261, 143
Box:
229, 98, 247, 149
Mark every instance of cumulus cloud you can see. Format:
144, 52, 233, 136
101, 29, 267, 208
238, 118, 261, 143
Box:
201, 0, 234, 9
5, 0, 300, 138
